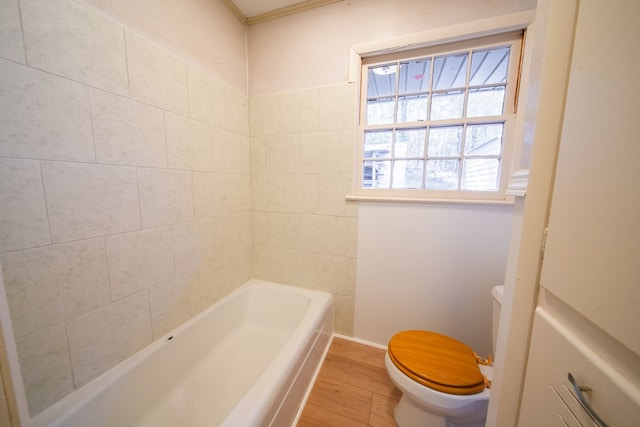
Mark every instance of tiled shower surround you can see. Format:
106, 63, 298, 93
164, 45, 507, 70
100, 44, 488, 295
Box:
0, 0, 357, 415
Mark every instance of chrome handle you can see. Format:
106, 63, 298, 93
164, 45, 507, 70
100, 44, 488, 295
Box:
567, 373, 609, 427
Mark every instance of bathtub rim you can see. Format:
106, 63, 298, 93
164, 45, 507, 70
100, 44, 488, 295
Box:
31, 279, 333, 427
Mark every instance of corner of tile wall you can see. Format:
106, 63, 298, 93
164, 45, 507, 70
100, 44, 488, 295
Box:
249, 82, 359, 336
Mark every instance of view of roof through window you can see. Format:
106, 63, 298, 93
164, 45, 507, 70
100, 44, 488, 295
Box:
361, 44, 513, 192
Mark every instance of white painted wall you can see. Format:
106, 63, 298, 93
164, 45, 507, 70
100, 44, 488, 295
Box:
354, 203, 513, 356
248, 0, 536, 95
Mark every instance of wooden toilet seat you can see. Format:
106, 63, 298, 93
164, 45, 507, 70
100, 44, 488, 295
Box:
387, 330, 485, 395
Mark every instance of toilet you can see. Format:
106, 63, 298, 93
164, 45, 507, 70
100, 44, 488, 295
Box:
385, 285, 504, 427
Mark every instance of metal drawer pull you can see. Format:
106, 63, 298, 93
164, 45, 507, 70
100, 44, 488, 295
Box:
567, 373, 609, 427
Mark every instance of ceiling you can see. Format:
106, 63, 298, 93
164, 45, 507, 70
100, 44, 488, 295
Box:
222, 0, 341, 24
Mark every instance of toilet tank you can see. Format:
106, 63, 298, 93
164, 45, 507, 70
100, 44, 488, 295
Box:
491, 285, 504, 356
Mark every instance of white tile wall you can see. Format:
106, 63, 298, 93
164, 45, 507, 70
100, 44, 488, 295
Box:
105, 227, 175, 300
66, 291, 152, 387
0, 0, 359, 416
0, 158, 50, 253
0, 0, 252, 415
0, 0, 25, 63
0, 59, 95, 163
90, 89, 167, 168
186, 66, 227, 125
42, 161, 141, 243
16, 324, 73, 415
21, 0, 129, 96
165, 112, 214, 171
149, 270, 201, 339
0, 239, 109, 339
250, 84, 358, 335
126, 30, 189, 116
137, 168, 194, 228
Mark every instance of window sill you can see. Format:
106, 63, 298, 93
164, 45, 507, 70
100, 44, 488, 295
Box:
345, 194, 515, 206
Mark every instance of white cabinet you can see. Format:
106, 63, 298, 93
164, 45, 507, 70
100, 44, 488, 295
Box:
520, 309, 640, 426
537, 0, 640, 358
518, 0, 640, 425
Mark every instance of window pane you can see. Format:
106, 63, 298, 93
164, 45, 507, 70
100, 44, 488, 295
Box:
430, 90, 464, 120
367, 97, 395, 124
426, 159, 459, 190
465, 124, 503, 155
392, 160, 424, 189
367, 65, 396, 98
467, 87, 505, 117
461, 158, 499, 191
364, 130, 392, 157
398, 95, 428, 122
427, 126, 462, 157
433, 53, 468, 90
399, 59, 431, 94
396, 128, 426, 157
363, 160, 391, 188
470, 47, 510, 86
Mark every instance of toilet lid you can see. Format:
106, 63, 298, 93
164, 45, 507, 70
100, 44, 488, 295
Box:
388, 330, 485, 395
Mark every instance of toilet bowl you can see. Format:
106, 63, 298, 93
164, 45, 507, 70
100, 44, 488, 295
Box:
385, 285, 504, 427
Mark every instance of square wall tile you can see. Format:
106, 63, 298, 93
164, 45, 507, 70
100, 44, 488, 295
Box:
265, 213, 300, 250
138, 168, 194, 228
212, 128, 250, 174
250, 137, 267, 175
318, 175, 358, 217
165, 113, 213, 171
283, 250, 317, 289
198, 260, 232, 308
105, 227, 175, 300
126, 30, 188, 115
172, 222, 203, 274
333, 295, 355, 336
186, 66, 226, 126
1, 238, 110, 339
193, 172, 251, 218
283, 175, 319, 214
251, 175, 283, 212
0, 0, 25, 63
90, 89, 167, 168
337, 130, 356, 175
0, 158, 50, 253
265, 134, 301, 174
149, 271, 201, 339
193, 218, 221, 266
252, 212, 268, 247
316, 254, 356, 296
298, 215, 338, 255
17, 324, 73, 416
337, 217, 359, 258
299, 132, 341, 175
222, 86, 249, 135
319, 84, 357, 131
252, 246, 285, 284
42, 162, 140, 242
0, 59, 94, 162
66, 291, 152, 387
249, 94, 283, 137
21, 0, 128, 96
281, 89, 319, 134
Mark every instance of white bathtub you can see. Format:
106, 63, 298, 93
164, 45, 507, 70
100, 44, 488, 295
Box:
32, 280, 333, 427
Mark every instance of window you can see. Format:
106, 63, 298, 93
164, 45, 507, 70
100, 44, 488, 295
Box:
357, 31, 523, 202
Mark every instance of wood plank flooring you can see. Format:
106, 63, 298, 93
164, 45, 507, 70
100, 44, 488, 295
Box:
297, 337, 402, 427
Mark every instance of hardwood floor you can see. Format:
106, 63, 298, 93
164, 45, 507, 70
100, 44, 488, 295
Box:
297, 337, 402, 427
